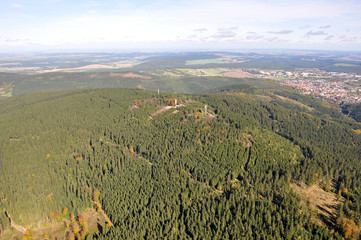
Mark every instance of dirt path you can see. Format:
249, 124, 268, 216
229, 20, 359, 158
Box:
152, 104, 185, 116
5, 211, 27, 234
152, 106, 174, 116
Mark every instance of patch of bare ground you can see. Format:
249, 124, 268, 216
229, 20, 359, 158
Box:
1, 208, 107, 240
129, 104, 139, 110
74, 64, 115, 70
132, 153, 153, 166
223, 70, 254, 78
110, 72, 151, 79
152, 106, 174, 116
237, 133, 253, 147
9, 137, 20, 142
292, 183, 341, 227
137, 84, 145, 90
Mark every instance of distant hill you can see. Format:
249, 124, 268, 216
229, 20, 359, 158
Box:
1, 88, 361, 239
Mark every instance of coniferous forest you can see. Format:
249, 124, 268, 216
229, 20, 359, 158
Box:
0, 87, 361, 239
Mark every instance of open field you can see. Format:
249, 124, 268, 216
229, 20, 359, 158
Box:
292, 184, 341, 227
185, 58, 226, 65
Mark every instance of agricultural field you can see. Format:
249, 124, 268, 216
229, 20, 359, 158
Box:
185, 58, 227, 65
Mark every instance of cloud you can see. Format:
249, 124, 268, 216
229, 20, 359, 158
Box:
306, 31, 327, 36
319, 25, 331, 29
324, 35, 334, 40
5, 39, 21, 42
212, 27, 237, 39
300, 25, 311, 29
267, 30, 293, 34
246, 32, 263, 40
194, 28, 207, 33
11, 3, 23, 8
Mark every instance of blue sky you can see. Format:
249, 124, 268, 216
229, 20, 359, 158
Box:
1, 0, 361, 52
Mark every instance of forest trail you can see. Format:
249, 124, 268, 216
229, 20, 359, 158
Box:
5, 211, 27, 234
152, 106, 174, 116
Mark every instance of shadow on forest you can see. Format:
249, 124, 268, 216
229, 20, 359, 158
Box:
316, 203, 340, 228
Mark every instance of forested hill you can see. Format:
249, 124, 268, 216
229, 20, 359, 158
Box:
0, 88, 361, 239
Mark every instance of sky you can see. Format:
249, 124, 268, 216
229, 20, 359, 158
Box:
1, 0, 361, 52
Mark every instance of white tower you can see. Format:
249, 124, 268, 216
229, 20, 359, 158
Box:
204, 105, 207, 114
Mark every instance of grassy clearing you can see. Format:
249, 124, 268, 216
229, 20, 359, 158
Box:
185, 59, 226, 65
1, 90, 12, 97
199, 68, 223, 76
292, 184, 341, 227
0, 208, 107, 240
175, 68, 222, 77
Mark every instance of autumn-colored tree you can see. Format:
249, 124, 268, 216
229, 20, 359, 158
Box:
93, 189, 100, 202
23, 229, 32, 240
62, 207, 68, 216
70, 213, 76, 223
129, 146, 134, 153
133, 99, 141, 106
55, 211, 61, 221
78, 229, 87, 240
337, 217, 360, 239
71, 223, 81, 235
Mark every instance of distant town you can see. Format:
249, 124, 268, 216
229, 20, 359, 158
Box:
247, 68, 361, 104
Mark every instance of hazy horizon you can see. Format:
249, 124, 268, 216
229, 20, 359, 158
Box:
1, 0, 361, 53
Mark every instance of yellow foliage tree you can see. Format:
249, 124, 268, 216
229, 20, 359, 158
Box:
337, 217, 360, 239
71, 223, 80, 235
62, 207, 68, 216
129, 146, 134, 153
78, 214, 86, 227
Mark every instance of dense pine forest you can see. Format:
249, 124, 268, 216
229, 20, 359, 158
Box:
0, 87, 361, 239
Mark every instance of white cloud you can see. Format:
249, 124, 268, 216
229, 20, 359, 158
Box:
1, 0, 361, 51
268, 30, 293, 34
307, 31, 328, 36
